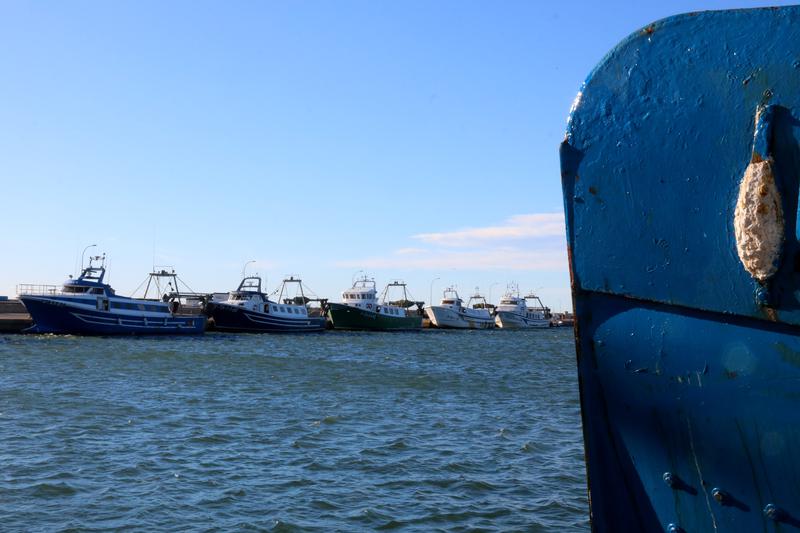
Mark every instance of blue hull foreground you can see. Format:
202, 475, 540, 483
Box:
561, 7, 800, 532
206, 302, 325, 333
21, 296, 206, 335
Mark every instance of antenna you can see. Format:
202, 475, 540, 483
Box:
80, 244, 97, 273
242, 260, 256, 279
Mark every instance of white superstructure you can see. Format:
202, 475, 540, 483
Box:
340, 276, 413, 318
494, 286, 551, 329
425, 287, 495, 329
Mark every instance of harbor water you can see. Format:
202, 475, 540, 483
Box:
0, 329, 588, 531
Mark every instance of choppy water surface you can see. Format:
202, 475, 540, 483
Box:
0, 329, 587, 531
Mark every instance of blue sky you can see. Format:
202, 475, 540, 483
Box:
0, 0, 794, 311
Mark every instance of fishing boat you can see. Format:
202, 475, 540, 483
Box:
425, 287, 495, 329
18, 254, 205, 335
205, 275, 325, 333
326, 276, 423, 331
561, 7, 800, 531
493, 286, 550, 329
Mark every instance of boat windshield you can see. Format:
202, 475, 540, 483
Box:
231, 292, 252, 301
63, 286, 90, 294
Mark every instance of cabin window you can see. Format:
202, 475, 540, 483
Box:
272, 305, 278, 311
63, 286, 88, 294
280, 306, 286, 313
90, 288, 104, 294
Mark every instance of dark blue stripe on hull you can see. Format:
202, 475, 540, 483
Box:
21, 297, 205, 335
209, 304, 325, 333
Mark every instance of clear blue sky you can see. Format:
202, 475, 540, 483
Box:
1, 1, 793, 311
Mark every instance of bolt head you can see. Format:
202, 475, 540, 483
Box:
763, 503, 782, 520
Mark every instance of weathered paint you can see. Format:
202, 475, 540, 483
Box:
561, 6, 800, 532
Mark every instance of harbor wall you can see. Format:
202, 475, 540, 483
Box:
0, 300, 32, 333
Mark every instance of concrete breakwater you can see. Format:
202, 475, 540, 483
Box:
0, 300, 33, 333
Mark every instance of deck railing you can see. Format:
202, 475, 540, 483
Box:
16, 284, 60, 296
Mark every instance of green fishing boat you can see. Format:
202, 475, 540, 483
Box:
327, 277, 423, 331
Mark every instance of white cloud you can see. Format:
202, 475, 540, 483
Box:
412, 212, 565, 247
334, 212, 568, 273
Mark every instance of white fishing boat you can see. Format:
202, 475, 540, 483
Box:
425, 287, 495, 329
494, 285, 551, 329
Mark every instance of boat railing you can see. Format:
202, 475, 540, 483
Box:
16, 284, 60, 296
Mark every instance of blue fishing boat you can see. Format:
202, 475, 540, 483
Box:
205, 276, 326, 333
561, 7, 800, 531
19, 254, 206, 335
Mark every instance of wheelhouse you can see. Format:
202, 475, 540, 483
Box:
342, 276, 378, 309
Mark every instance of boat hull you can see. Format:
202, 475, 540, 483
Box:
327, 302, 422, 331
573, 292, 800, 531
20, 296, 206, 335
561, 6, 800, 530
425, 306, 494, 329
207, 302, 325, 333
494, 311, 549, 329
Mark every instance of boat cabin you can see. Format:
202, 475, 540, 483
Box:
60, 255, 116, 297
438, 287, 464, 309
228, 276, 264, 302
342, 277, 378, 310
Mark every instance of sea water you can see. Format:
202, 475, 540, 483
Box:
0, 329, 588, 531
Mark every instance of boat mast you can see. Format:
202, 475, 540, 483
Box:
143, 269, 180, 301
278, 276, 309, 306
